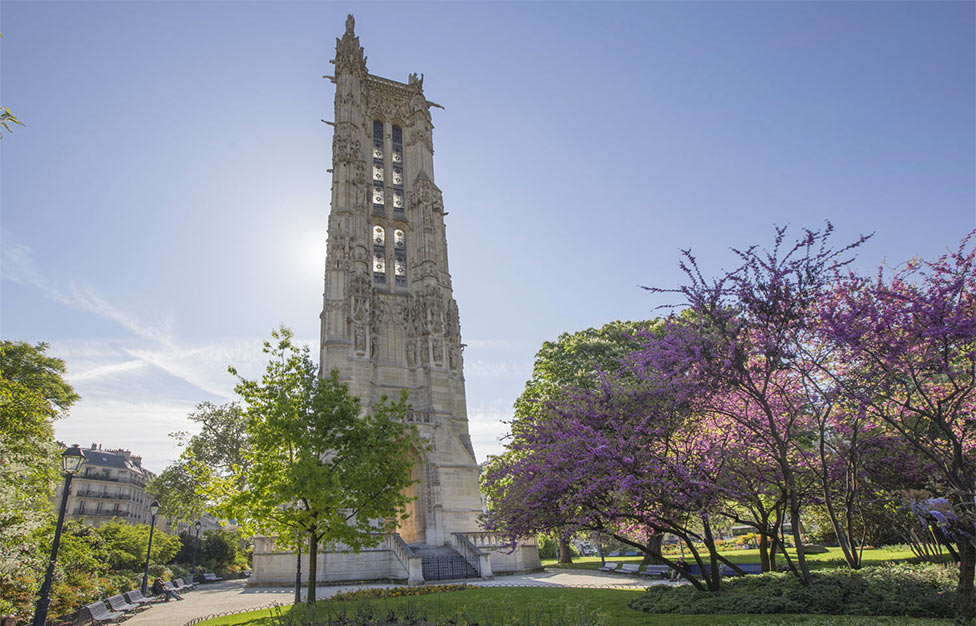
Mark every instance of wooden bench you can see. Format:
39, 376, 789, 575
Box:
123, 589, 153, 607
619, 563, 641, 575
105, 594, 140, 613
172, 578, 194, 592
82, 601, 123, 624
598, 561, 620, 573
201, 572, 223, 582
726, 563, 763, 576
640, 565, 670, 578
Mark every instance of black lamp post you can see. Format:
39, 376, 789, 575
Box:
140, 500, 160, 596
191, 520, 202, 584
32, 444, 87, 626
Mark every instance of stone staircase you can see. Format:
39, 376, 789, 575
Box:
411, 544, 479, 581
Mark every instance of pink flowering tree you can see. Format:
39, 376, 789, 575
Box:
482, 378, 749, 591
819, 232, 976, 624
633, 224, 869, 585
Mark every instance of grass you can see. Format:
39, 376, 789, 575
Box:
200, 547, 952, 625
541, 546, 923, 570
197, 587, 954, 625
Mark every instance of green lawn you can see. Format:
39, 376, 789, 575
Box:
541, 546, 923, 570
198, 587, 953, 626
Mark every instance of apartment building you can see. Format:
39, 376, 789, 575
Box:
56, 444, 157, 526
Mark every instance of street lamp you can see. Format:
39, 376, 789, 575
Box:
191, 520, 202, 584
140, 500, 160, 596
32, 444, 87, 626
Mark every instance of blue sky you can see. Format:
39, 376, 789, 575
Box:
2, 1, 974, 473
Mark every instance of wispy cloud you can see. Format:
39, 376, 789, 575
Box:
464, 359, 531, 379
2, 231, 174, 346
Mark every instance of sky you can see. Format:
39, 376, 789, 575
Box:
1, 1, 974, 474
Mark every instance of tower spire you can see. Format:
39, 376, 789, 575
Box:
333, 13, 367, 76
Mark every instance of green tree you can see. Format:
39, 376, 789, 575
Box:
492, 320, 662, 564
209, 327, 420, 604
0, 341, 79, 617
149, 401, 248, 524
0, 33, 24, 139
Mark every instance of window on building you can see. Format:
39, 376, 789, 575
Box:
392, 124, 403, 165
394, 229, 406, 287
374, 254, 386, 284
373, 225, 386, 284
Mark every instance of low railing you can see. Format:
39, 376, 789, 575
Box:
452, 533, 493, 579
455, 531, 509, 550
388, 533, 424, 585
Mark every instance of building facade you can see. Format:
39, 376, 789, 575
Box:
250, 16, 539, 585
55, 444, 157, 527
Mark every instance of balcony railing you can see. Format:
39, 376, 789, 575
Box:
75, 490, 133, 500
72, 509, 137, 519
79, 474, 146, 487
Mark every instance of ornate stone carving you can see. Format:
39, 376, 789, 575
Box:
354, 325, 366, 354
446, 299, 460, 339
432, 338, 443, 365
406, 340, 416, 367
407, 127, 433, 152
333, 134, 361, 164
349, 272, 371, 322
448, 346, 459, 372
333, 15, 367, 76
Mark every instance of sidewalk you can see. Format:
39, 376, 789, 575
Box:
122, 569, 668, 626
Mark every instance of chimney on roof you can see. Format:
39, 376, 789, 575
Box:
91, 443, 98, 450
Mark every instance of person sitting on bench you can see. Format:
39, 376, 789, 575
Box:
152, 577, 183, 601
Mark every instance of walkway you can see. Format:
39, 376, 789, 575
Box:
123, 569, 669, 626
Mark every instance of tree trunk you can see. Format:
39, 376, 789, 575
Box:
759, 530, 770, 572
306, 532, 318, 605
641, 534, 664, 565
557, 535, 573, 564
701, 517, 721, 591
785, 473, 812, 585
954, 540, 976, 626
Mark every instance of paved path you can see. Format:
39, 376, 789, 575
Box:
123, 569, 670, 626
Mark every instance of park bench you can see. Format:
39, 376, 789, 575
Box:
726, 563, 763, 576
202, 572, 224, 582
105, 594, 140, 614
599, 561, 620, 573
623, 551, 639, 556
123, 589, 153, 607
172, 578, 194, 592
619, 563, 641, 575
82, 600, 124, 624
605, 551, 619, 557
640, 565, 670, 579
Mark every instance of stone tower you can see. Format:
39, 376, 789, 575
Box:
319, 15, 483, 547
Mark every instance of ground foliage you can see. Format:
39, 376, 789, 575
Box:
629, 563, 957, 618
482, 225, 976, 622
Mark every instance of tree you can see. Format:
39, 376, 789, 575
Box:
634, 224, 869, 585
0, 341, 78, 617
819, 231, 976, 624
209, 327, 420, 604
0, 33, 24, 139
484, 377, 748, 591
506, 320, 662, 564
149, 401, 248, 524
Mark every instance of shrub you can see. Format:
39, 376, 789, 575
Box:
330, 584, 477, 602
629, 563, 957, 618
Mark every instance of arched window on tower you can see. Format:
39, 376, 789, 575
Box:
394, 229, 406, 287
372, 121, 385, 215
373, 225, 386, 284
392, 125, 404, 215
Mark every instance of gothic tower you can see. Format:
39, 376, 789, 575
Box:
320, 15, 483, 547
